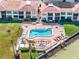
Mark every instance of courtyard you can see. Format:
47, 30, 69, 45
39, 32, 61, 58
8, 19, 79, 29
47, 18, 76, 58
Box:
0, 23, 79, 59
19, 23, 65, 51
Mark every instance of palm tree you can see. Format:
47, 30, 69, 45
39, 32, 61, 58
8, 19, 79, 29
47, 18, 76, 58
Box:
37, 4, 41, 23
26, 38, 34, 59
11, 27, 21, 59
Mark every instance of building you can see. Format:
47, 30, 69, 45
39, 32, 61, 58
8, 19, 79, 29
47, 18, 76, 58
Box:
40, 2, 79, 22
0, 0, 38, 20
0, 0, 79, 21
40, 3, 60, 22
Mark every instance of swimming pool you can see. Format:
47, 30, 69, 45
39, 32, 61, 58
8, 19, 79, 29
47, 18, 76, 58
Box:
29, 28, 53, 38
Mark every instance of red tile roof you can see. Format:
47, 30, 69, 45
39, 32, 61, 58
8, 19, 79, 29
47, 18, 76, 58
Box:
0, 1, 20, 11
0, 0, 79, 13
0, 0, 38, 11
41, 4, 60, 13
40, 3, 47, 12
19, 1, 38, 11
73, 3, 79, 13
0, 4, 5, 11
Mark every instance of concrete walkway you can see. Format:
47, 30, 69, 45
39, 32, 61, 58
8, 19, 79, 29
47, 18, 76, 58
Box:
16, 24, 29, 51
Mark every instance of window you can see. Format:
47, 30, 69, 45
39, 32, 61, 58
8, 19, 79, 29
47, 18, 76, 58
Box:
13, 11, 18, 14
55, 13, 60, 15
41, 0, 43, 2
14, 15, 18, 18
61, 16, 65, 20
26, 15, 31, 18
67, 13, 72, 15
48, 13, 53, 21
19, 11, 23, 15
55, 13, 60, 16
1, 11, 6, 14
55, 17, 60, 20
48, 17, 53, 20
73, 13, 78, 20
19, 15, 24, 19
66, 16, 72, 20
26, 12, 31, 18
26, 12, 31, 14
6, 15, 12, 17
48, 13, 53, 16
61, 12, 65, 15
73, 16, 77, 19
6, 15, 12, 19
1, 11, 6, 18
73, 13, 78, 16
75, 0, 79, 2
55, 17, 60, 22
7, 11, 11, 14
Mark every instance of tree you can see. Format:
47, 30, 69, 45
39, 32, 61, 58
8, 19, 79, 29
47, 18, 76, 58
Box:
11, 26, 21, 59
26, 39, 34, 59
37, 4, 41, 23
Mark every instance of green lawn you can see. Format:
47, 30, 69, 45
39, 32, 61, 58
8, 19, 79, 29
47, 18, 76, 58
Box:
49, 39, 79, 59
63, 24, 79, 36
0, 23, 22, 59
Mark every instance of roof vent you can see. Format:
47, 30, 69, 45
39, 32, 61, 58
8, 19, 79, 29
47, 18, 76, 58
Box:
48, 3, 53, 7
26, 0, 31, 5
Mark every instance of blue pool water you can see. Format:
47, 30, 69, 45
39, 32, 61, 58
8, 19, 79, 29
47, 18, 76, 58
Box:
29, 28, 53, 38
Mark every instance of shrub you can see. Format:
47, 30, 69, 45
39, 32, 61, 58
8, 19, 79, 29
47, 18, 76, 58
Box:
19, 48, 36, 52
19, 48, 29, 52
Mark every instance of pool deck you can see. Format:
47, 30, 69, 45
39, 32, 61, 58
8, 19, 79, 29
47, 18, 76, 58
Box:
20, 23, 65, 51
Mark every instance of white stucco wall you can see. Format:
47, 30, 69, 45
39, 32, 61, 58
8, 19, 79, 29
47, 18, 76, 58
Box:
41, 12, 47, 20
31, 11, 38, 18
41, 12, 56, 21
0, 12, 2, 18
